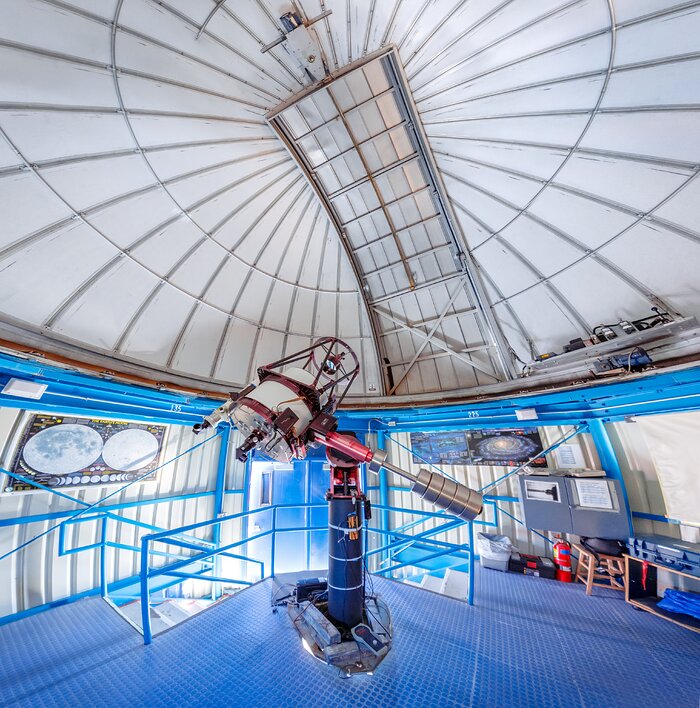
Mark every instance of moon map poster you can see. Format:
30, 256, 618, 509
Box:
409, 429, 547, 467
7, 414, 168, 492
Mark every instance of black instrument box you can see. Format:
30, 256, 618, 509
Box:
296, 577, 328, 602
508, 553, 557, 579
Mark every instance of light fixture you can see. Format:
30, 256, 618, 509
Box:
1, 378, 47, 400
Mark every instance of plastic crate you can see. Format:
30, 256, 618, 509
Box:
628, 535, 700, 577
480, 556, 509, 572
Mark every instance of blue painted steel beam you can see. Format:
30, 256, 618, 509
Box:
375, 431, 390, 565
0, 352, 222, 425
0, 492, 216, 528
337, 365, 700, 429
4, 352, 700, 433
587, 419, 633, 535
213, 425, 230, 547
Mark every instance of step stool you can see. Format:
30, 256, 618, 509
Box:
573, 543, 625, 596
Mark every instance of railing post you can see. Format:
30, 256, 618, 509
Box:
212, 426, 230, 600
270, 507, 276, 578
467, 521, 475, 606
241, 455, 252, 577
376, 430, 390, 566
99, 516, 108, 598
140, 536, 153, 645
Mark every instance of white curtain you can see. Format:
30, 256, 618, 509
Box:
637, 412, 700, 525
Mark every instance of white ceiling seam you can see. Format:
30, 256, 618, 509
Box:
0, 0, 698, 397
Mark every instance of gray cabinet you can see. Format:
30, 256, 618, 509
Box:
518, 475, 631, 539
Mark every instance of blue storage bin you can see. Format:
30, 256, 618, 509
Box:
627, 535, 700, 577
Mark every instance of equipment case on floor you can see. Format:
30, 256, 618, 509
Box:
508, 552, 557, 579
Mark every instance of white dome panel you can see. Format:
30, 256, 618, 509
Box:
0, 172, 71, 250
0, 0, 697, 398
0, 1, 111, 62
599, 222, 700, 316
215, 319, 259, 384
0, 50, 116, 108
39, 155, 154, 213
0, 221, 116, 325
555, 154, 690, 212
0, 111, 134, 163
119, 283, 193, 365
437, 154, 542, 208
499, 218, 583, 277
170, 304, 228, 377
547, 258, 650, 324
51, 258, 158, 351
526, 186, 638, 250
581, 112, 700, 164
88, 189, 180, 250
614, 6, 700, 65
654, 178, 700, 234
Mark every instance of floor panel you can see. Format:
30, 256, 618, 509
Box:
0, 569, 698, 707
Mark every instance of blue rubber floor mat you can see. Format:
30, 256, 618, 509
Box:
0, 569, 698, 707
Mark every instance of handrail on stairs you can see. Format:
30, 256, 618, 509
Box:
138, 501, 477, 644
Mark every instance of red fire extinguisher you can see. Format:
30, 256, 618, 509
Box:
553, 539, 573, 582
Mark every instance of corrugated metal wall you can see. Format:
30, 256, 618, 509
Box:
367, 428, 598, 563
2, 405, 698, 619
0, 407, 246, 619
367, 420, 699, 573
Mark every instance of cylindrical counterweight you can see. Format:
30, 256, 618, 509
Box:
325, 438, 483, 522
327, 498, 364, 628
382, 461, 483, 522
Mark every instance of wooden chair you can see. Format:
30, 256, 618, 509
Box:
573, 543, 625, 595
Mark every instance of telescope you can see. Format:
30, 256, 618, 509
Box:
194, 337, 482, 674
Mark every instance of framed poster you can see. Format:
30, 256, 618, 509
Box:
410, 431, 471, 465
467, 429, 547, 467
6, 414, 168, 493
410, 428, 547, 467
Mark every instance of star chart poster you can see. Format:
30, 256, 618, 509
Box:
410, 429, 547, 467
7, 414, 168, 492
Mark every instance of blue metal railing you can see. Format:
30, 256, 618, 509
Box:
137, 501, 477, 644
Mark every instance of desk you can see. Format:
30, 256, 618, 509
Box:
624, 554, 700, 634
